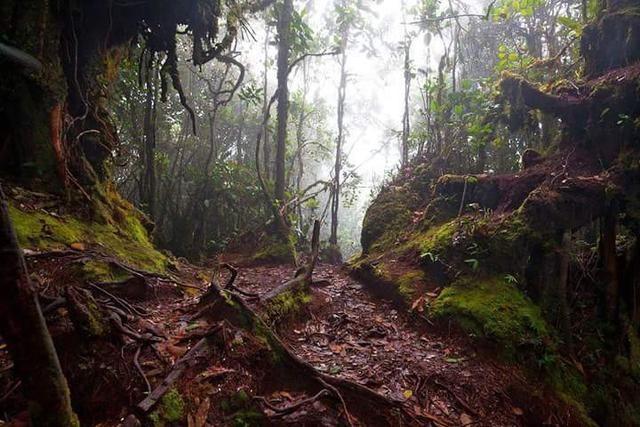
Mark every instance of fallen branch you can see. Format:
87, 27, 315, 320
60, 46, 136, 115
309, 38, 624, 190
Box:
137, 338, 211, 413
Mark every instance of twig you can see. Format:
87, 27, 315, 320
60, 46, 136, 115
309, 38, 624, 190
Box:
134, 345, 151, 395
0, 380, 21, 403
254, 389, 329, 416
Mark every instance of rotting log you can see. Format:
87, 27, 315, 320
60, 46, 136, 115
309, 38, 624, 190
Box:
0, 186, 79, 427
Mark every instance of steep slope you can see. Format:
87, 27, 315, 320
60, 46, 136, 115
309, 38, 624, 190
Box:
350, 63, 640, 426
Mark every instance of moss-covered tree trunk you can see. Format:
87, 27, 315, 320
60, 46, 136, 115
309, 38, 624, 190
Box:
0, 188, 79, 427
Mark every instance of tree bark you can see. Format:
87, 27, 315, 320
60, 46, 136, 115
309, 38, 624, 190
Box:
275, 0, 293, 203
0, 187, 79, 427
601, 206, 620, 321
262, 23, 272, 180
330, 31, 349, 247
401, 36, 411, 167
558, 230, 572, 349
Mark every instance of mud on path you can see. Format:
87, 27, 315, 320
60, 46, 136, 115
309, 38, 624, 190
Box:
233, 263, 571, 427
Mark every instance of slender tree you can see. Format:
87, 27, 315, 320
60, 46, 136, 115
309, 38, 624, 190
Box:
275, 0, 294, 203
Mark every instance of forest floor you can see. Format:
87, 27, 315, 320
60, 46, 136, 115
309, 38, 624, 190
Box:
0, 254, 572, 426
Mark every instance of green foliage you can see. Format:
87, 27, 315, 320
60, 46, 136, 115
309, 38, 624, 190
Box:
220, 390, 264, 427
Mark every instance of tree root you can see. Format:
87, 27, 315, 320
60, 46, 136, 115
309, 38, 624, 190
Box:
202, 287, 413, 425
253, 389, 330, 417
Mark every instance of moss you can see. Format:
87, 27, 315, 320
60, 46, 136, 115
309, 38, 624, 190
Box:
265, 289, 312, 325
9, 201, 166, 273
252, 233, 297, 265
220, 390, 264, 426
149, 388, 185, 426
395, 270, 424, 302
232, 409, 264, 427
81, 260, 131, 283
407, 219, 459, 259
361, 187, 419, 253
430, 276, 551, 357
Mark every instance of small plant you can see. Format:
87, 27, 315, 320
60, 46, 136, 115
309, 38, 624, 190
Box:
504, 274, 518, 285
464, 258, 480, 270
421, 251, 439, 262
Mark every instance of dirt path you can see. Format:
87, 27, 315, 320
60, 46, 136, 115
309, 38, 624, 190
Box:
233, 264, 542, 426
1, 255, 570, 426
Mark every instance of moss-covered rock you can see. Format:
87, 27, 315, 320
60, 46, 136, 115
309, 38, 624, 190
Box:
251, 232, 297, 265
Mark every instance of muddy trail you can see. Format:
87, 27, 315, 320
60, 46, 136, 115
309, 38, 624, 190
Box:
0, 255, 571, 427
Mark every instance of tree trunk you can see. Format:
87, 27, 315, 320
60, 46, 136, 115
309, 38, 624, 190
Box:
262, 23, 272, 180
330, 43, 348, 247
0, 188, 79, 427
141, 67, 159, 217
401, 37, 411, 167
275, 0, 293, 203
558, 230, 572, 349
600, 206, 620, 321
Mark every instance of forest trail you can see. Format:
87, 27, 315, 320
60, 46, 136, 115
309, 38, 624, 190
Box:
197, 262, 566, 426
2, 249, 576, 426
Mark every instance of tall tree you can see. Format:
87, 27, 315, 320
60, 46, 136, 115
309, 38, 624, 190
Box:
275, 0, 294, 203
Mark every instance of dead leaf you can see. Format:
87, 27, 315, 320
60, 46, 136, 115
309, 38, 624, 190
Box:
460, 413, 473, 425
191, 397, 210, 427
70, 242, 86, 251
403, 390, 413, 399
165, 343, 188, 359
512, 406, 524, 416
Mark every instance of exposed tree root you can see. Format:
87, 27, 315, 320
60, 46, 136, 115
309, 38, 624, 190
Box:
201, 285, 414, 425
253, 389, 330, 417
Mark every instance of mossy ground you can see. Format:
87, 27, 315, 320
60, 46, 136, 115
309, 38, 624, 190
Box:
430, 276, 550, 357
9, 200, 167, 273
149, 388, 185, 426
251, 233, 297, 265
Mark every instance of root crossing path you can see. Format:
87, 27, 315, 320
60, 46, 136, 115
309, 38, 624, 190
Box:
233, 263, 563, 426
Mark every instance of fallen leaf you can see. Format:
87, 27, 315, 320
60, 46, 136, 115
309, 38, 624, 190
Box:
460, 413, 473, 425
403, 390, 413, 399
70, 242, 86, 251
193, 397, 210, 427
512, 406, 524, 416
